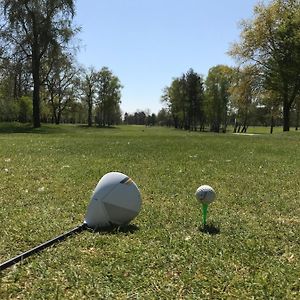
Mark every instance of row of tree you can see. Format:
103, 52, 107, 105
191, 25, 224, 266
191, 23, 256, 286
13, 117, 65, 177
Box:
0, 60, 123, 127
161, 0, 300, 132
0, 0, 299, 132
229, 0, 300, 132
0, 0, 122, 128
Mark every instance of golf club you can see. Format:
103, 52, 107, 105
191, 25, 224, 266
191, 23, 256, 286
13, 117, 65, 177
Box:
0, 172, 142, 271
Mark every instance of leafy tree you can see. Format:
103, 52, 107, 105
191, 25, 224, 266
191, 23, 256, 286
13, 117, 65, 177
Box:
162, 69, 204, 130
185, 69, 205, 131
18, 96, 32, 123
229, 66, 259, 133
161, 78, 186, 129
45, 53, 78, 124
157, 108, 173, 126
258, 88, 282, 133
124, 110, 157, 126
205, 65, 233, 132
146, 113, 157, 126
0, 0, 78, 127
133, 111, 146, 125
95, 67, 122, 127
0, 61, 27, 121
80, 67, 99, 127
229, 0, 300, 131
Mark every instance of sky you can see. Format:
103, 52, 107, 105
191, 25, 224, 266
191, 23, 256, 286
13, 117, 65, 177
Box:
74, 0, 261, 115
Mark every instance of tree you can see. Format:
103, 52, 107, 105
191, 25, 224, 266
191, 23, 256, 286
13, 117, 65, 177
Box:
258, 88, 282, 133
95, 67, 122, 127
18, 96, 32, 123
45, 53, 78, 124
0, 0, 78, 127
80, 67, 99, 127
162, 69, 205, 130
0, 56, 32, 121
295, 96, 300, 130
157, 108, 173, 126
185, 69, 205, 131
229, 0, 300, 131
161, 78, 186, 129
205, 65, 233, 132
229, 66, 259, 133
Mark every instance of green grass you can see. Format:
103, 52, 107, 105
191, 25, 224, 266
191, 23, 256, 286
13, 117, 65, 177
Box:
0, 123, 299, 299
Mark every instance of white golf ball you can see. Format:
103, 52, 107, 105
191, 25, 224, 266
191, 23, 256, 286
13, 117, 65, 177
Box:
195, 185, 216, 204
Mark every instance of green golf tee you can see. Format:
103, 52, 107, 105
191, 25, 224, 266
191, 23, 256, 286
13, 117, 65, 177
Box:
202, 203, 208, 226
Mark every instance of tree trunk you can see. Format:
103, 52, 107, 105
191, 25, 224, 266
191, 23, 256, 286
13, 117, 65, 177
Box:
270, 115, 274, 134
32, 42, 41, 128
56, 110, 61, 124
32, 66, 41, 127
87, 99, 92, 127
296, 100, 299, 131
283, 99, 290, 132
241, 116, 248, 133
233, 119, 238, 133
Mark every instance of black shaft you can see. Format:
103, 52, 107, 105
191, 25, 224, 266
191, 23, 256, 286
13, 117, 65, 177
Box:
0, 223, 87, 271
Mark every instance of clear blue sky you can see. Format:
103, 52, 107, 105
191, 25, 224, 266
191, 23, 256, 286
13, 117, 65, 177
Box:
74, 0, 261, 115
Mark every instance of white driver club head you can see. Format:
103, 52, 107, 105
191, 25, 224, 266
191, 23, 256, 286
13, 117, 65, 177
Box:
84, 172, 142, 229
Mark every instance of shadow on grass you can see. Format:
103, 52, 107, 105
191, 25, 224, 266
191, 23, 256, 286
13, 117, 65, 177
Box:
0, 122, 121, 134
90, 224, 139, 235
78, 124, 119, 130
199, 223, 220, 235
0, 123, 68, 134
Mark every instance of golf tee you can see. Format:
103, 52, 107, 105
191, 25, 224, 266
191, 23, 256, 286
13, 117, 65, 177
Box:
202, 203, 208, 226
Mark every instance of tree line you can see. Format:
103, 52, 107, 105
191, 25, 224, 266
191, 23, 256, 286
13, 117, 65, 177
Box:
0, 0, 299, 132
161, 0, 300, 132
0, 0, 122, 127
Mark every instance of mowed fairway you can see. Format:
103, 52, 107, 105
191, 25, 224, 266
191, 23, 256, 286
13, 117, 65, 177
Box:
0, 124, 299, 299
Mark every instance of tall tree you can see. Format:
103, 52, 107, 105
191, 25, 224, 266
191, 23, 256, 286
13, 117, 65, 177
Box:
230, 66, 259, 133
0, 0, 77, 127
45, 53, 78, 124
229, 0, 300, 131
185, 69, 205, 131
205, 65, 233, 132
0, 56, 32, 121
161, 78, 186, 129
80, 67, 99, 127
162, 69, 204, 130
95, 67, 122, 127
156, 108, 173, 126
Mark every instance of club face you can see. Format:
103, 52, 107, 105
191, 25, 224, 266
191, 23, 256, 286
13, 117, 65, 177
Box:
84, 172, 142, 229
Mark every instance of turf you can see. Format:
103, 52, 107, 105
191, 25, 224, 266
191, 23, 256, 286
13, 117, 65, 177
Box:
0, 123, 299, 299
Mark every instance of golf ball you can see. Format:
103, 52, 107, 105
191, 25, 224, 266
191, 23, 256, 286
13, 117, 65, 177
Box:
195, 185, 216, 204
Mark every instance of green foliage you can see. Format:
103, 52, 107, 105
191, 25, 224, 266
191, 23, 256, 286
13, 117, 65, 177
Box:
80, 67, 99, 127
0, 124, 299, 298
95, 67, 122, 127
229, 0, 300, 131
156, 108, 173, 126
80, 67, 122, 127
205, 65, 233, 132
0, 0, 78, 127
44, 53, 79, 124
18, 96, 32, 123
162, 69, 204, 130
0, 98, 18, 122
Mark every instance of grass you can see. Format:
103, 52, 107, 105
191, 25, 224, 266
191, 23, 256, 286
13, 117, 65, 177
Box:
0, 123, 299, 299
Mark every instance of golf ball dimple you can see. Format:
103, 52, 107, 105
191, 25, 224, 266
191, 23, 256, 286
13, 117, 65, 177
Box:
195, 185, 216, 204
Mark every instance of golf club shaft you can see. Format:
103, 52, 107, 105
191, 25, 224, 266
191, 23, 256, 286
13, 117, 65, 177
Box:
0, 223, 87, 271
